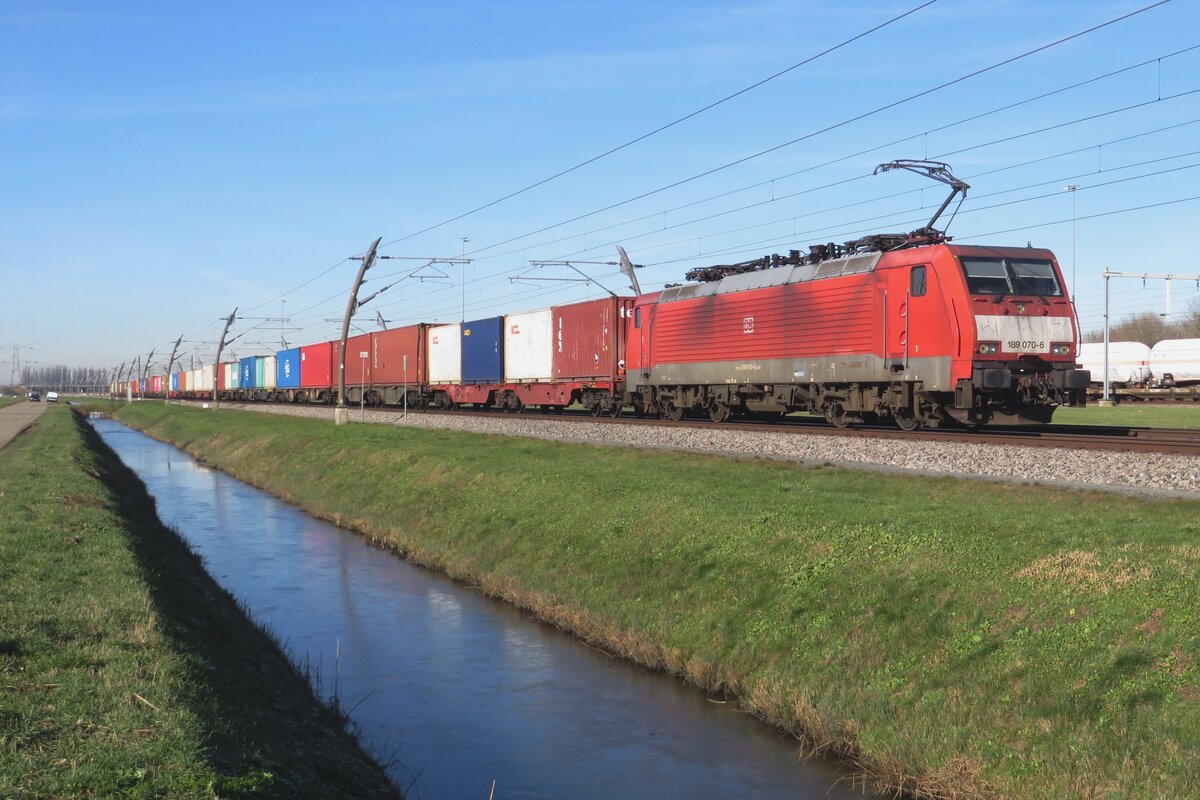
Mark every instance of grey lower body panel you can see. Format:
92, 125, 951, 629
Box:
642, 355, 952, 392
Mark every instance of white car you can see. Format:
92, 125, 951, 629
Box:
46, 392, 59, 403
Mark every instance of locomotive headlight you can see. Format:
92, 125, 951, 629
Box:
978, 341, 1000, 355
1050, 343, 1071, 356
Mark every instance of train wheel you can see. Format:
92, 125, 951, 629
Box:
607, 403, 622, 419
708, 402, 732, 423
825, 403, 850, 428
894, 408, 921, 431
662, 402, 685, 421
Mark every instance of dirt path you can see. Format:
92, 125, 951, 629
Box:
0, 401, 48, 453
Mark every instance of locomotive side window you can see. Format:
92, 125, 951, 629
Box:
960, 257, 1010, 295
910, 265, 927, 297
634, 307, 642, 328
1010, 259, 1062, 296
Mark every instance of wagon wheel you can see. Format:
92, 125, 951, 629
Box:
708, 402, 732, 423
607, 402, 622, 419
893, 408, 922, 432
632, 403, 648, 418
661, 401, 685, 422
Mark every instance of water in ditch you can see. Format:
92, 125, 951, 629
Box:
92, 419, 862, 799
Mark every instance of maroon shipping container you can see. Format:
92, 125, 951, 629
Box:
331, 333, 373, 387
371, 324, 428, 385
552, 296, 634, 380
300, 342, 334, 388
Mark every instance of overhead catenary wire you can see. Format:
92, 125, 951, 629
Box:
466, 42, 1200, 266
319, 148, 1200, 329
447, 1, 1172, 262
170, 5, 1186, 348
379, 0, 943, 250
182, 9, 1182, 343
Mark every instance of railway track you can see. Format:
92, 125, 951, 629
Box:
174, 399, 1200, 457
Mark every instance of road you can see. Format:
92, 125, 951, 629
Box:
0, 401, 48, 452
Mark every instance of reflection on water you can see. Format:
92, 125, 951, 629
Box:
94, 420, 860, 800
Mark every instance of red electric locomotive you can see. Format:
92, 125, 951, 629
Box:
623, 161, 1090, 429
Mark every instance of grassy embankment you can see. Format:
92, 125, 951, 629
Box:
0, 407, 400, 799
111, 402, 1200, 800
0, 397, 23, 410
1052, 403, 1200, 428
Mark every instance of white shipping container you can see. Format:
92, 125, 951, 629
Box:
1078, 342, 1151, 385
504, 308, 553, 382
200, 364, 216, 392
190, 368, 201, 392
427, 324, 462, 384
263, 355, 278, 389
1150, 338, 1200, 384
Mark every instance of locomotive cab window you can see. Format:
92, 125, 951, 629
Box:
960, 256, 1061, 297
1010, 259, 1062, 297
634, 307, 642, 328
910, 265, 927, 297
960, 258, 1010, 295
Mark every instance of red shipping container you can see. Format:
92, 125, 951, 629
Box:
371, 324, 428, 385
150, 375, 162, 393
301, 342, 334, 388
331, 333, 373, 387
552, 296, 634, 380
216, 361, 235, 390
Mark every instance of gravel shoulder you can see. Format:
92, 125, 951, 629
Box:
180, 401, 1200, 499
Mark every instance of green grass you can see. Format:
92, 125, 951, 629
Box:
0, 397, 23, 410
1052, 403, 1200, 428
112, 402, 1200, 799
0, 407, 400, 799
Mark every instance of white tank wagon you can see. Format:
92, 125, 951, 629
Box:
1078, 342, 1151, 386
1151, 339, 1200, 386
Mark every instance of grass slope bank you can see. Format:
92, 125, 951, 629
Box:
116, 402, 1200, 799
0, 407, 400, 799
1051, 404, 1200, 428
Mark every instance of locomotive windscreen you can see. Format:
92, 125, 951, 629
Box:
960, 257, 1062, 297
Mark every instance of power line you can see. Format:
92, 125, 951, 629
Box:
168, 6, 1184, 344
452, 1, 1171, 261
380, 0, 942, 249
172, 11, 1185, 345
488, 42, 1200, 263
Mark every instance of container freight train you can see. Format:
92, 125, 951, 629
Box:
117, 242, 1089, 429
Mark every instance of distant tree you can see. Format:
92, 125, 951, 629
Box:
1113, 312, 1171, 346
1173, 297, 1200, 339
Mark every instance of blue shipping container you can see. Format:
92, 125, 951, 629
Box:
276, 348, 301, 388
240, 356, 257, 389
170, 373, 180, 392
461, 316, 504, 384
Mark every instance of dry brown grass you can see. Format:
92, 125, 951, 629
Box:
1016, 550, 1151, 595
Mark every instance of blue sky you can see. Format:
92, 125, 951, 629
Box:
3, 0, 1199, 373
